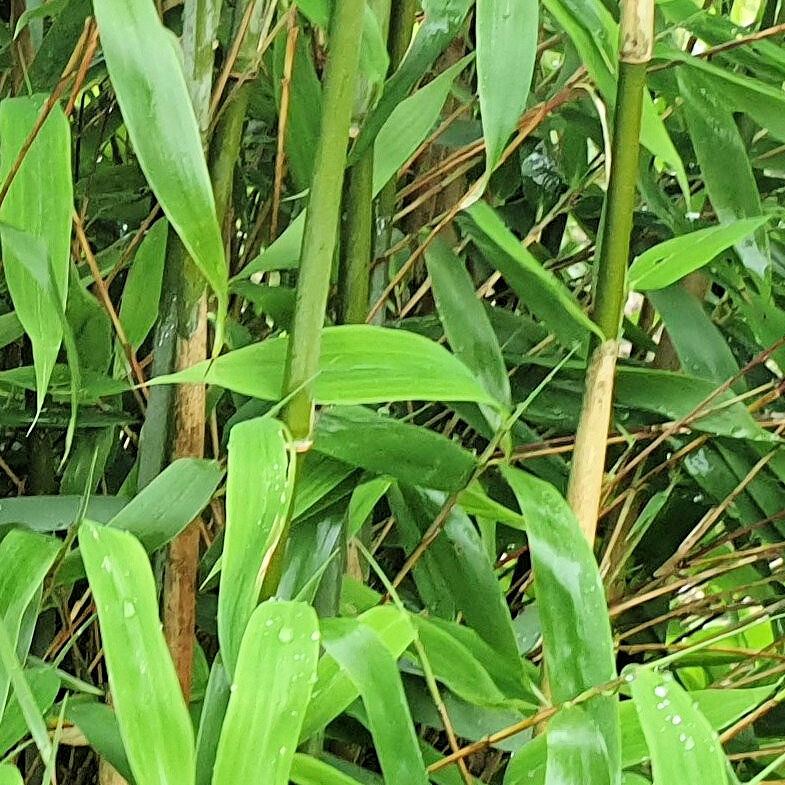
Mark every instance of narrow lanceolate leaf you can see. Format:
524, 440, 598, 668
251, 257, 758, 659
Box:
502, 467, 620, 785
290, 754, 366, 785
546, 706, 612, 785
628, 217, 770, 291
0, 529, 60, 720
119, 218, 168, 350
212, 601, 319, 785
463, 202, 602, 346
321, 617, 429, 785
426, 237, 511, 410
476, 0, 538, 174
79, 521, 195, 785
93, 0, 228, 347
0, 95, 72, 413
301, 606, 414, 740
314, 405, 476, 493
218, 418, 293, 675
677, 68, 769, 277
629, 669, 728, 785
372, 55, 474, 196
152, 325, 498, 408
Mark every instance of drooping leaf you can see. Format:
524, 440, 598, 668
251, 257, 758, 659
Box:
426, 236, 511, 409
93, 0, 228, 347
677, 68, 769, 277
463, 202, 602, 346
0, 530, 60, 720
301, 606, 414, 740
79, 521, 195, 785
373, 56, 474, 195
119, 218, 168, 351
321, 617, 429, 785
476, 0, 538, 174
502, 467, 620, 785
218, 418, 293, 675
545, 705, 612, 785
152, 325, 498, 408
629, 669, 727, 785
290, 754, 366, 785
314, 405, 476, 492
0, 95, 72, 414
212, 601, 319, 785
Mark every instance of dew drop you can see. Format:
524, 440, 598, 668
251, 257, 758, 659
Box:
654, 685, 668, 698
310, 630, 321, 641
671, 715, 682, 725
123, 600, 136, 618
279, 746, 286, 756
278, 627, 294, 643
230, 683, 238, 693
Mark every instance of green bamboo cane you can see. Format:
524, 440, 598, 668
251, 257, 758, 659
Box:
261, 0, 365, 596
566, 0, 654, 543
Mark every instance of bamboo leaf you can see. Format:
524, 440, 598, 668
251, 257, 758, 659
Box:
628, 217, 770, 291
93, 0, 228, 347
476, 0, 538, 174
0, 765, 22, 785
629, 669, 727, 785
462, 202, 602, 346
426, 236, 511, 409
301, 606, 414, 740
677, 68, 769, 277
152, 325, 499, 408
218, 418, 293, 675
0, 95, 72, 413
314, 405, 476, 492
0, 530, 60, 720
212, 601, 319, 785
119, 218, 168, 350
290, 754, 366, 785
321, 617, 429, 785
502, 467, 620, 784
545, 705, 612, 785
373, 55, 474, 196
79, 521, 195, 785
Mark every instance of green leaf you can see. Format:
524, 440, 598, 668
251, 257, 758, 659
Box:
93, 0, 228, 347
301, 606, 414, 740
0, 530, 60, 719
476, 0, 537, 174
628, 218, 770, 291
463, 202, 602, 346
677, 68, 768, 277
65, 701, 132, 782
502, 467, 620, 784
629, 669, 727, 785
79, 521, 195, 785
0, 765, 22, 785
0, 95, 73, 414
290, 754, 366, 785
351, 0, 475, 162
119, 218, 168, 350
152, 325, 498, 408
195, 658, 230, 785
321, 617, 429, 785
314, 405, 476, 492
426, 236, 511, 409
219, 418, 293, 674
0, 667, 60, 757
13, 0, 68, 38
545, 705, 611, 785
212, 601, 319, 785
234, 211, 305, 281
647, 286, 740, 385
373, 56, 473, 196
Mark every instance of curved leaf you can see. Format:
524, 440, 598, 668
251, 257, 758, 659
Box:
93, 0, 227, 346
79, 521, 195, 785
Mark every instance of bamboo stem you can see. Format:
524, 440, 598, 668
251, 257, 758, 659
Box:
281, 0, 366, 443
566, 0, 653, 544
260, 0, 364, 598
338, 149, 374, 324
